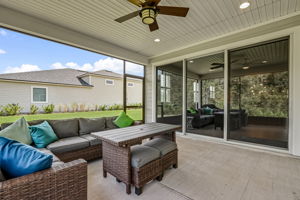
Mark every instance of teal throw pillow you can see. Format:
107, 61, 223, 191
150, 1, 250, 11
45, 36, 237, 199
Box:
29, 121, 58, 148
203, 107, 213, 115
0, 117, 32, 145
113, 111, 134, 128
0, 136, 53, 179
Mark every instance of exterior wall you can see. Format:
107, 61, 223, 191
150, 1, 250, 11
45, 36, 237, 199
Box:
0, 75, 143, 113
147, 24, 300, 156
126, 78, 143, 104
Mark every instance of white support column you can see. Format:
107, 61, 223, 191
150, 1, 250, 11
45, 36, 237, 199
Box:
224, 50, 229, 141
182, 59, 187, 135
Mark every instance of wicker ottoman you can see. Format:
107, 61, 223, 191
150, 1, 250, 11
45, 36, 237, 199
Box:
144, 138, 178, 171
130, 145, 163, 195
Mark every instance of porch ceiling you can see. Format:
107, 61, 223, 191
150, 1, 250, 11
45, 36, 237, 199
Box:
0, 0, 299, 58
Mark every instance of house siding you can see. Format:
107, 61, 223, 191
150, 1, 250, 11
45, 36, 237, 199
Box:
0, 75, 142, 113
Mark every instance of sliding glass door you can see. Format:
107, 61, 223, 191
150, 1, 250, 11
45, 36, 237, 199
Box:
186, 53, 224, 138
228, 38, 289, 148
154, 37, 289, 149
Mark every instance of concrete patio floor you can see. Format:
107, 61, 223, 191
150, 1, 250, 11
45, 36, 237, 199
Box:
88, 135, 300, 200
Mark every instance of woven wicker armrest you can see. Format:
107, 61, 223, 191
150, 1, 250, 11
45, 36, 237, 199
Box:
133, 120, 143, 126
0, 159, 87, 200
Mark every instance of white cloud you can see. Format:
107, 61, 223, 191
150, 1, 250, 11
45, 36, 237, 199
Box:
49, 57, 144, 76
0, 49, 6, 54
4, 64, 41, 73
0, 29, 7, 36
51, 62, 65, 69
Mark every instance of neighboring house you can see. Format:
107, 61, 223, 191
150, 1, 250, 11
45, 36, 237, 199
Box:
0, 68, 143, 113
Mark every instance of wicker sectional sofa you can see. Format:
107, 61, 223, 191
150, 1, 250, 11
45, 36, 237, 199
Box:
0, 116, 137, 200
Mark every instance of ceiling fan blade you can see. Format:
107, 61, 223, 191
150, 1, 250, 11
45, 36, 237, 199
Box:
157, 6, 189, 17
149, 20, 159, 32
115, 10, 140, 23
211, 65, 224, 70
127, 0, 143, 7
148, 0, 161, 6
211, 63, 224, 66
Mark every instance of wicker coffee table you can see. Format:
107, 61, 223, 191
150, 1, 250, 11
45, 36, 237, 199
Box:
91, 123, 181, 194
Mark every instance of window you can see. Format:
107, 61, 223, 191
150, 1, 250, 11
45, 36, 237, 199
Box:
160, 72, 171, 103
32, 87, 48, 103
193, 81, 199, 103
127, 82, 134, 87
105, 79, 114, 85
209, 86, 215, 99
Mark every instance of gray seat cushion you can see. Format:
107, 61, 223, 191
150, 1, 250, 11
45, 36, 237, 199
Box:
80, 134, 102, 146
48, 119, 79, 138
144, 138, 177, 156
47, 137, 89, 154
38, 148, 64, 167
131, 145, 160, 168
105, 116, 118, 129
0, 169, 6, 182
79, 118, 105, 135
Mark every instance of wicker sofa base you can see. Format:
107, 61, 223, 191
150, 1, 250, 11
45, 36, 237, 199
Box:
132, 158, 163, 195
55, 144, 102, 163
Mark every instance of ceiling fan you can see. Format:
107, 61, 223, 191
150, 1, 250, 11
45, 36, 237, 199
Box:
210, 60, 239, 70
115, 0, 189, 32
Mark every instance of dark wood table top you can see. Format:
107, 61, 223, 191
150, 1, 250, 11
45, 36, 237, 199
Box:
91, 123, 181, 147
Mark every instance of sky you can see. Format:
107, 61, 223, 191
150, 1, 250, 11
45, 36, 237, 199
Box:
0, 28, 144, 76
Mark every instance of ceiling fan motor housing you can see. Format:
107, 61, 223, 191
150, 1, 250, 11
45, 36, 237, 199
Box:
140, 7, 157, 25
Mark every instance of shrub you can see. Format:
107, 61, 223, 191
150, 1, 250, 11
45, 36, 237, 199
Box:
98, 105, 107, 111
79, 103, 86, 112
0, 106, 5, 116
3, 103, 23, 115
30, 105, 39, 114
71, 103, 78, 112
63, 104, 69, 112
43, 104, 55, 114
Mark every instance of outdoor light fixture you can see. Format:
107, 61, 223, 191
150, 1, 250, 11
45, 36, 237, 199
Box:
140, 7, 157, 25
189, 60, 194, 63
243, 66, 250, 70
154, 38, 160, 42
240, 2, 250, 9
262, 60, 268, 64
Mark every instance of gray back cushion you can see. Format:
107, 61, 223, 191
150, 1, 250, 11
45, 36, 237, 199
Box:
79, 118, 105, 135
48, 119, 79, 138
0, 169, 6, 182
105, 116, 118, 129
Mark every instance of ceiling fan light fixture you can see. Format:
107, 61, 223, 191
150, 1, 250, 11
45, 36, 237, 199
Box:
141, 7, 156, 25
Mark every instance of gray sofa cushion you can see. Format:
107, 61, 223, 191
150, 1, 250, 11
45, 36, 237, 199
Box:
80, 134, 101, 146
0, 169, 6, 182
131, 145, 160, 168
144, 138, 177, 156
79, 118, 105, 135
105, 116, 118, 129
48, 119, 79, 138
38, 148, 63, 167
47, 137, 89, 154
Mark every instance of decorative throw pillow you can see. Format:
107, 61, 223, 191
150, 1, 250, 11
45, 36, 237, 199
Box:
29, 121, 58, 148
188, 108, 197, 114
113, 111, 134, 128
0, 137, 53, 179
203, 107, 213, 115
0, 117, 32, 145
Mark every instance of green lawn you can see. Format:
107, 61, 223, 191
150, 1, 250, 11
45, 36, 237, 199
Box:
0, 109, 142, 125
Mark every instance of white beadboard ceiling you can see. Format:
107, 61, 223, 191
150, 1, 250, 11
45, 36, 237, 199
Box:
0, 0, 299, 58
